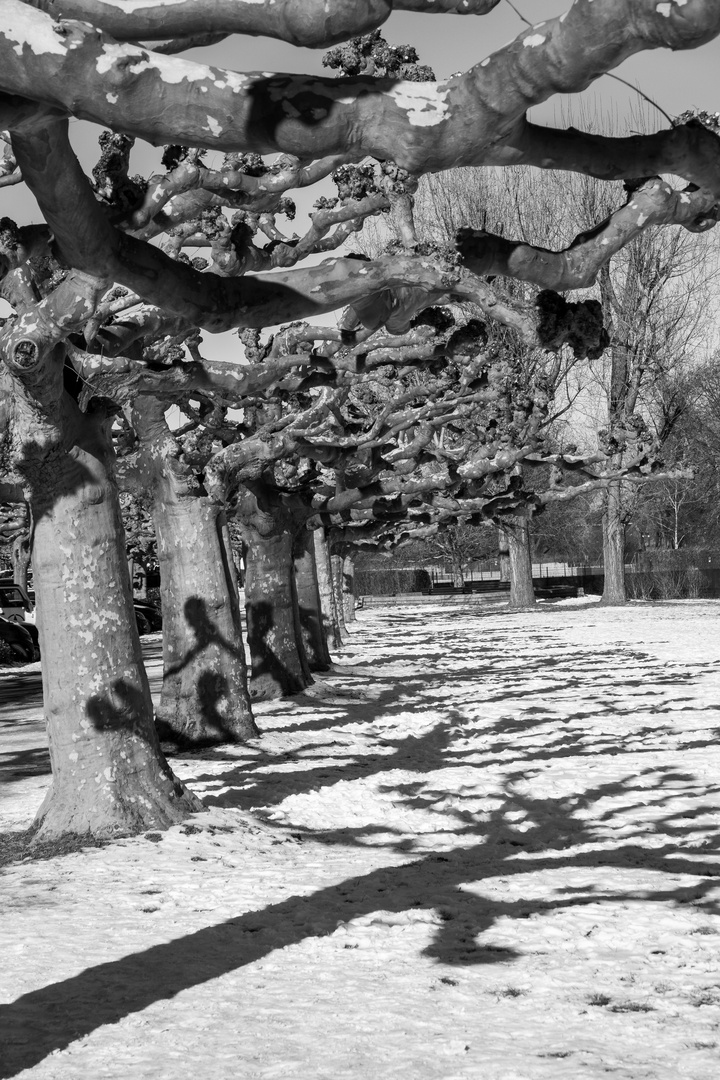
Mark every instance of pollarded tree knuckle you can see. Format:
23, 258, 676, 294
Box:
10, 337, 41, 371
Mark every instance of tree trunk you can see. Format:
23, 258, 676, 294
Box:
498, 526, 511, 583
294, 528, 331, 671
451, 556, 464, 590
153, 493, 257, 746
12, 532, 31, 590
331, 553, 348, 637
131, 397, 256, 747
29, 409, 201, 839
221, 517, 243, 600
601, 480, 627, 605
313, 527, 343, 651
130, 558, 148, 599
342, 553, 356, 624
507, 518, 536, 610
243, 526, 312, 699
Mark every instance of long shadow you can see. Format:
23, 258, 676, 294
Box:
0, 745, 50, 784
3, 601, 718, 1072
197, 712, 658, 814
0, 671, 44, 724
199, 716, 470, 811
197, 636, 718, 813
2, 766, 720, 1078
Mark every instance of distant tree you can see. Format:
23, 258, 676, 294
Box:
119, 491, 156, 596
630, 361, 720, 551
395, 521, 496, 587
531, 488, 604, 566
502, 514, 535, 610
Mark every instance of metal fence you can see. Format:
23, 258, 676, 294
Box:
428, 561, 615, 586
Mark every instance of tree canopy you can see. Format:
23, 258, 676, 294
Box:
1, 1, 719, 346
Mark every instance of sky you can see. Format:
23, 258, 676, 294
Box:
1, 0, 719, 360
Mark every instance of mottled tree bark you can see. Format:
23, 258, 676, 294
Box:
294, 528, 331, 672
7, 3, 720, 191
314, 527, 344, 651
28, 406, 201, 838
153, 497, 257, 745
601, 480, 627, 605
21, 0, 499, 49
12, 532, 30, 590
237, 489, 312, 699
507, 518, 536, 610
498, 526, 511, 583
133, 399, 256, 746
129, 559, 148, 600
331, 553, 348, 638
342, 553, 357, 624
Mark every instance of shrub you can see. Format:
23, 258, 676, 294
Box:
626, 566, 705, 600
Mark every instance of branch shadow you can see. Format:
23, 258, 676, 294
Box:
247, 599, 308, 699
2, 765, 719, 1078
159, 597, 250, 745
3, 601, 719, 1074
0, 745, 50, 784
0, 671, 44, 725
86, 678, 152, 735
195, 631, 720, 812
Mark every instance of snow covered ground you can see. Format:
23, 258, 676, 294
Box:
2, 597, 720, 1080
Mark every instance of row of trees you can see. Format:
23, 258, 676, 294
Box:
1, 0, 720, 841
355, 143, 719, 602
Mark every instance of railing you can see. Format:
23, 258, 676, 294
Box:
428, 561, 614, 586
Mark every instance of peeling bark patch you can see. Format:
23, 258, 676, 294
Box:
95, 42, 249, 91
523, 34, 546, 47
99, 0, 188, 9
387, 83, 450, 127
2, 7, 68, 58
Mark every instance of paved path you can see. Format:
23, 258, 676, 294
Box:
0, 636, 164, 796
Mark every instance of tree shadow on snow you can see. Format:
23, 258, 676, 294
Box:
0, 745, 50, 784
0, 672, 44, 723
2, 764, 720, 1078
3, 604, 720, 1074
194, 631, 719, 812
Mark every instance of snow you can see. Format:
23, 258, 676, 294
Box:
2, 598, 720, 1078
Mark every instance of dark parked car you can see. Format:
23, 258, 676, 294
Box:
0, 616, 38, 663
0, 582, 34, 622
0, 588, 159, 662
133, 599, 162, 634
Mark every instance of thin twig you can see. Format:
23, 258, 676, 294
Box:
604, 73, 673, 126
504, 0, 532, 26
503, 2, 673, 125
